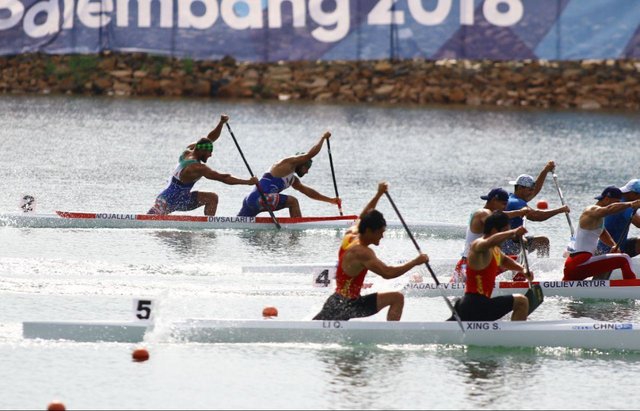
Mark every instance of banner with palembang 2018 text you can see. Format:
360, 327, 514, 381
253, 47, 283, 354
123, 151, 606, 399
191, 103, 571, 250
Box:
1, 0, 640, 61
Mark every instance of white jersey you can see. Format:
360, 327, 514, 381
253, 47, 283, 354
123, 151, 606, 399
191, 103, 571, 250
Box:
462, 226, 483, 258
573, 223, 603, 254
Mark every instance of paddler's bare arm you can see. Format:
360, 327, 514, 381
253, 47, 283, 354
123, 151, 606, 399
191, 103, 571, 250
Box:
499, 252, 526, 274
186, 115, 229, 150
531, 160, 555, 198
360, 182, 387, 219
356, 246, 428, 280
582, 200, 640, 224
205, 114, 229, 143
270, 131, 331, 176
292, 179, 340, 205
503, 208, 529, 220
181, 164, 258, 185
600, 229, 617, 249
527, 205, 569, 222
474, 226, 527, 253
468, 226, 527, 270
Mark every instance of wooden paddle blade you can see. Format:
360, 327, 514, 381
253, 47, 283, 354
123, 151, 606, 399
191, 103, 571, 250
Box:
525, 284, 544, 315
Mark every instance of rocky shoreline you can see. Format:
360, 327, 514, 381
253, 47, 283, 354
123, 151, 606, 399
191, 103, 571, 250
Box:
1, 52, 638, 110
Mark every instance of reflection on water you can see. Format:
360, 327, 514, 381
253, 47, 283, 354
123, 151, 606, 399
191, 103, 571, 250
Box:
561, 299, 638, 321
450, 347, 540, 408
150, 230, 218, 257
236, 230, 305, 256
316, 347, 407, 408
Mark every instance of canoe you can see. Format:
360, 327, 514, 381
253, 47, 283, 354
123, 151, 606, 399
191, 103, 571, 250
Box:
243, 258, 640, 299
23, 318, 640, 350
170, 319, 640, 350
22, 320, 148, 343
401, 278, 640, 299
0, 211, 465, 237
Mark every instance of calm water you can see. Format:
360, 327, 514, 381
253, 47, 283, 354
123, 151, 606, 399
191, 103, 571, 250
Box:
1, 95, 640, 409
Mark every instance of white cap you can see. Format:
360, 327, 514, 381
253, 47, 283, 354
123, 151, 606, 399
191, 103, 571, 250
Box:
508, 174, 535, 188
620, 179, 640, 194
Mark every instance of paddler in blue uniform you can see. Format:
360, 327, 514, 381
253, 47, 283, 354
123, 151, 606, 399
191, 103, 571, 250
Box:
148, 114, 258, 216
597, 179, 640, 257
237, 131, 341, 217
501, 161, 570, 257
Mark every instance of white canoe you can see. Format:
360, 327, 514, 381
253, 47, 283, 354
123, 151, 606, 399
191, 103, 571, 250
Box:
22, 318, 640, 350
401, 279, 640, 299
0, 211, 465, 237
243, 258, 640, 300
169, 319, 640, 350
22, 321, 149, 343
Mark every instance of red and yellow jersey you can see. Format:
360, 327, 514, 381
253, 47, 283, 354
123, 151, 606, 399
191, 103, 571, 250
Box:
335, 232, 368, 299
464, 247, 502, 298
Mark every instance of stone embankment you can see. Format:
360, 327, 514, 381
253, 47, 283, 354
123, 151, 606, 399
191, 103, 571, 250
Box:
1, 53, 638, 110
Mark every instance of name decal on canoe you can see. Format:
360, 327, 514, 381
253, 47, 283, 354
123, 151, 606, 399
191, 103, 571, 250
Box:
207, 216, 256, 223
541, 280, 607, 288
572, 323, 633, 331
96, 213, 136, 220
404, 283, 465, 290
466, 322, 501, 330
322, 321, 342, 329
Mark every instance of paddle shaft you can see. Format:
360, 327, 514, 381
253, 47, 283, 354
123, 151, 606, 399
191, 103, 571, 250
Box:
552, 173, 575, 237
383, 191, 465, 332
519, 235, 532, 288
225, 123, 281, 229
615, 207, 638, 248
326, 138, 343, 216
518, 221, 544, 314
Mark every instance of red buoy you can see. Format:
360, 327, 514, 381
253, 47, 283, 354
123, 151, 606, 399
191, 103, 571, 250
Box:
536, 200, 549, 209
132, 348, 150, 362
47, 402, 66, 411
262, 306, 278, 318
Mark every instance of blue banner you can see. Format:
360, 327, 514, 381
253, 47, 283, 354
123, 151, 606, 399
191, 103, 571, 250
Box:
1, 0, 639, 61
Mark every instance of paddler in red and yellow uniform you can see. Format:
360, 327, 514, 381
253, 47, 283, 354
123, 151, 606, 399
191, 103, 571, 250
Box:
313, 182, 428, 321
450, 211, 532, 321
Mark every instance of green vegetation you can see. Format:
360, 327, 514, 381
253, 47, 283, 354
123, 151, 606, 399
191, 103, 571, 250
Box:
68, 54, 98, 84
182, 58, 194, 75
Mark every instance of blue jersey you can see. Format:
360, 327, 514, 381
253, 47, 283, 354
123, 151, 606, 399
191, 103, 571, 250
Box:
148, 154, 200, 214
238, 172, 296, 217
256, 172, 296, 195
604, 207, 634, 244
505, 193, 528, 229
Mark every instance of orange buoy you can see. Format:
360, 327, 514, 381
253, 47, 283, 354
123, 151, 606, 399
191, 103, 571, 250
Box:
132, 348, 150, 362
536, 200, 549, 210
262, 306, 278, 318
47, 402, 66, 411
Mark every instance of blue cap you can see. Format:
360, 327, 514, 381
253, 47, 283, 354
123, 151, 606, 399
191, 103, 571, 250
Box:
481, 188, 509, 202
595, 186, 623, 200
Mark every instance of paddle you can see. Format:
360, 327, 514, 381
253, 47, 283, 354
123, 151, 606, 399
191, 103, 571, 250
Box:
518, 230, 544, 315
225, 122, 281, 229
384, 191, 465, 333
326, 138, 343, 216
552, 172, 575, 254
